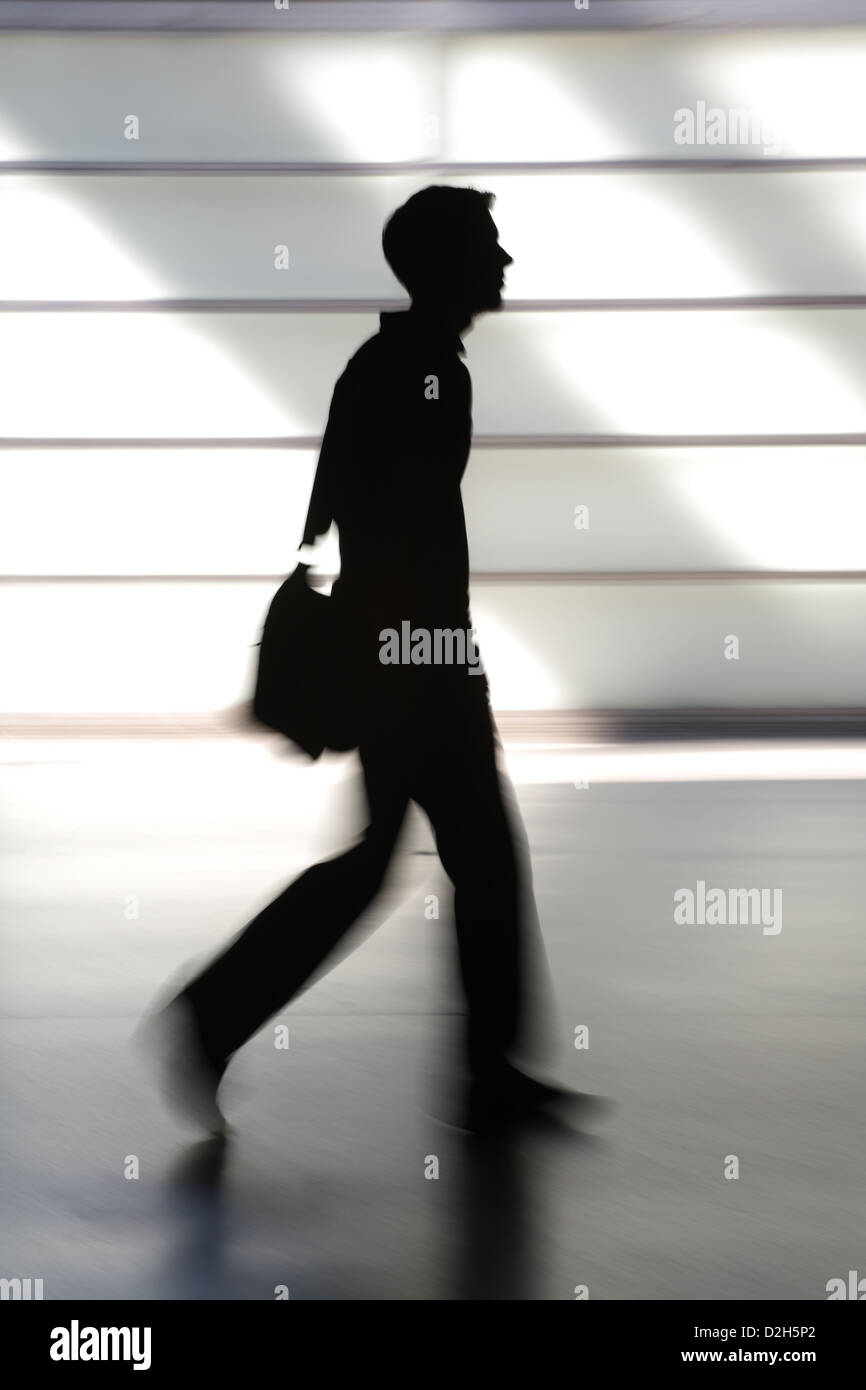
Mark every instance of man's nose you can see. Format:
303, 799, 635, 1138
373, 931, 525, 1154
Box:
500, 247, 513, 267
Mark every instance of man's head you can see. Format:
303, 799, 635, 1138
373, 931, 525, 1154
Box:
382, 185, 512, 329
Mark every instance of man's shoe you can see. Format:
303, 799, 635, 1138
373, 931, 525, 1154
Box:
465, 1067, 612, 1137
135, 994, 229, 1136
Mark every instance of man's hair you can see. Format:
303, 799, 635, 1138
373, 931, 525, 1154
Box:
382, 185, 495, 298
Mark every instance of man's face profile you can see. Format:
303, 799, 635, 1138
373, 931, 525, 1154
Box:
456, 211, 513, 315
422, 208, 512, 321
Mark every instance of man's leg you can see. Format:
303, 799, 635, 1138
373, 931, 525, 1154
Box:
412, 684, 606, 1133
411, 683, 532, 1088
176, 746, 410, 1073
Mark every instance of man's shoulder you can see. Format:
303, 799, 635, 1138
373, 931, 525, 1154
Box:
341, 324, 469, 391
351, 317, 400, 356
329, 320, 470, 437
334, 327, 414, 402
328, 331, 382, 401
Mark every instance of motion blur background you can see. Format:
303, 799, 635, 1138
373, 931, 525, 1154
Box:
1, 0, 865, 1302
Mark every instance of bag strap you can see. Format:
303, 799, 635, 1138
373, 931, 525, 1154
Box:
297, 373, 349, 559
299, 480, 320, 551
296, 443, 334, 564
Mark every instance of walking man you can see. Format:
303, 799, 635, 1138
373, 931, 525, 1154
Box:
146, 187, 588, 1136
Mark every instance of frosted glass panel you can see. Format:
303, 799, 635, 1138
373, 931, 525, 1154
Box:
2, 446, 864, 577
0, 450, 323, 575
2, 580, 864, 713
446, 31, 866, 162
5, 171, 866, 302
0, 34, 440, 163
462, 446, 866, 573
3, 310, 866, 438
3, 30, 865, 167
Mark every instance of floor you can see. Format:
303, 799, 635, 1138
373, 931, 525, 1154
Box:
1, 734, 864, 1300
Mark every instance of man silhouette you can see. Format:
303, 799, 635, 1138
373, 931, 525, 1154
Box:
146, 187, 588, 1136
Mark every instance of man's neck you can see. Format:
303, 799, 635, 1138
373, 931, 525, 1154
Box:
410, 297, 473, 339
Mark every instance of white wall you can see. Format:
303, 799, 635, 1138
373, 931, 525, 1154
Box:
1, 27, 865, 717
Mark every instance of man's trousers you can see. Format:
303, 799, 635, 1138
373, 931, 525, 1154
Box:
183, 676, 548, 1084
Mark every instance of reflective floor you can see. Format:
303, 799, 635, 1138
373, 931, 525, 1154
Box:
1, 736, 864, 1300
